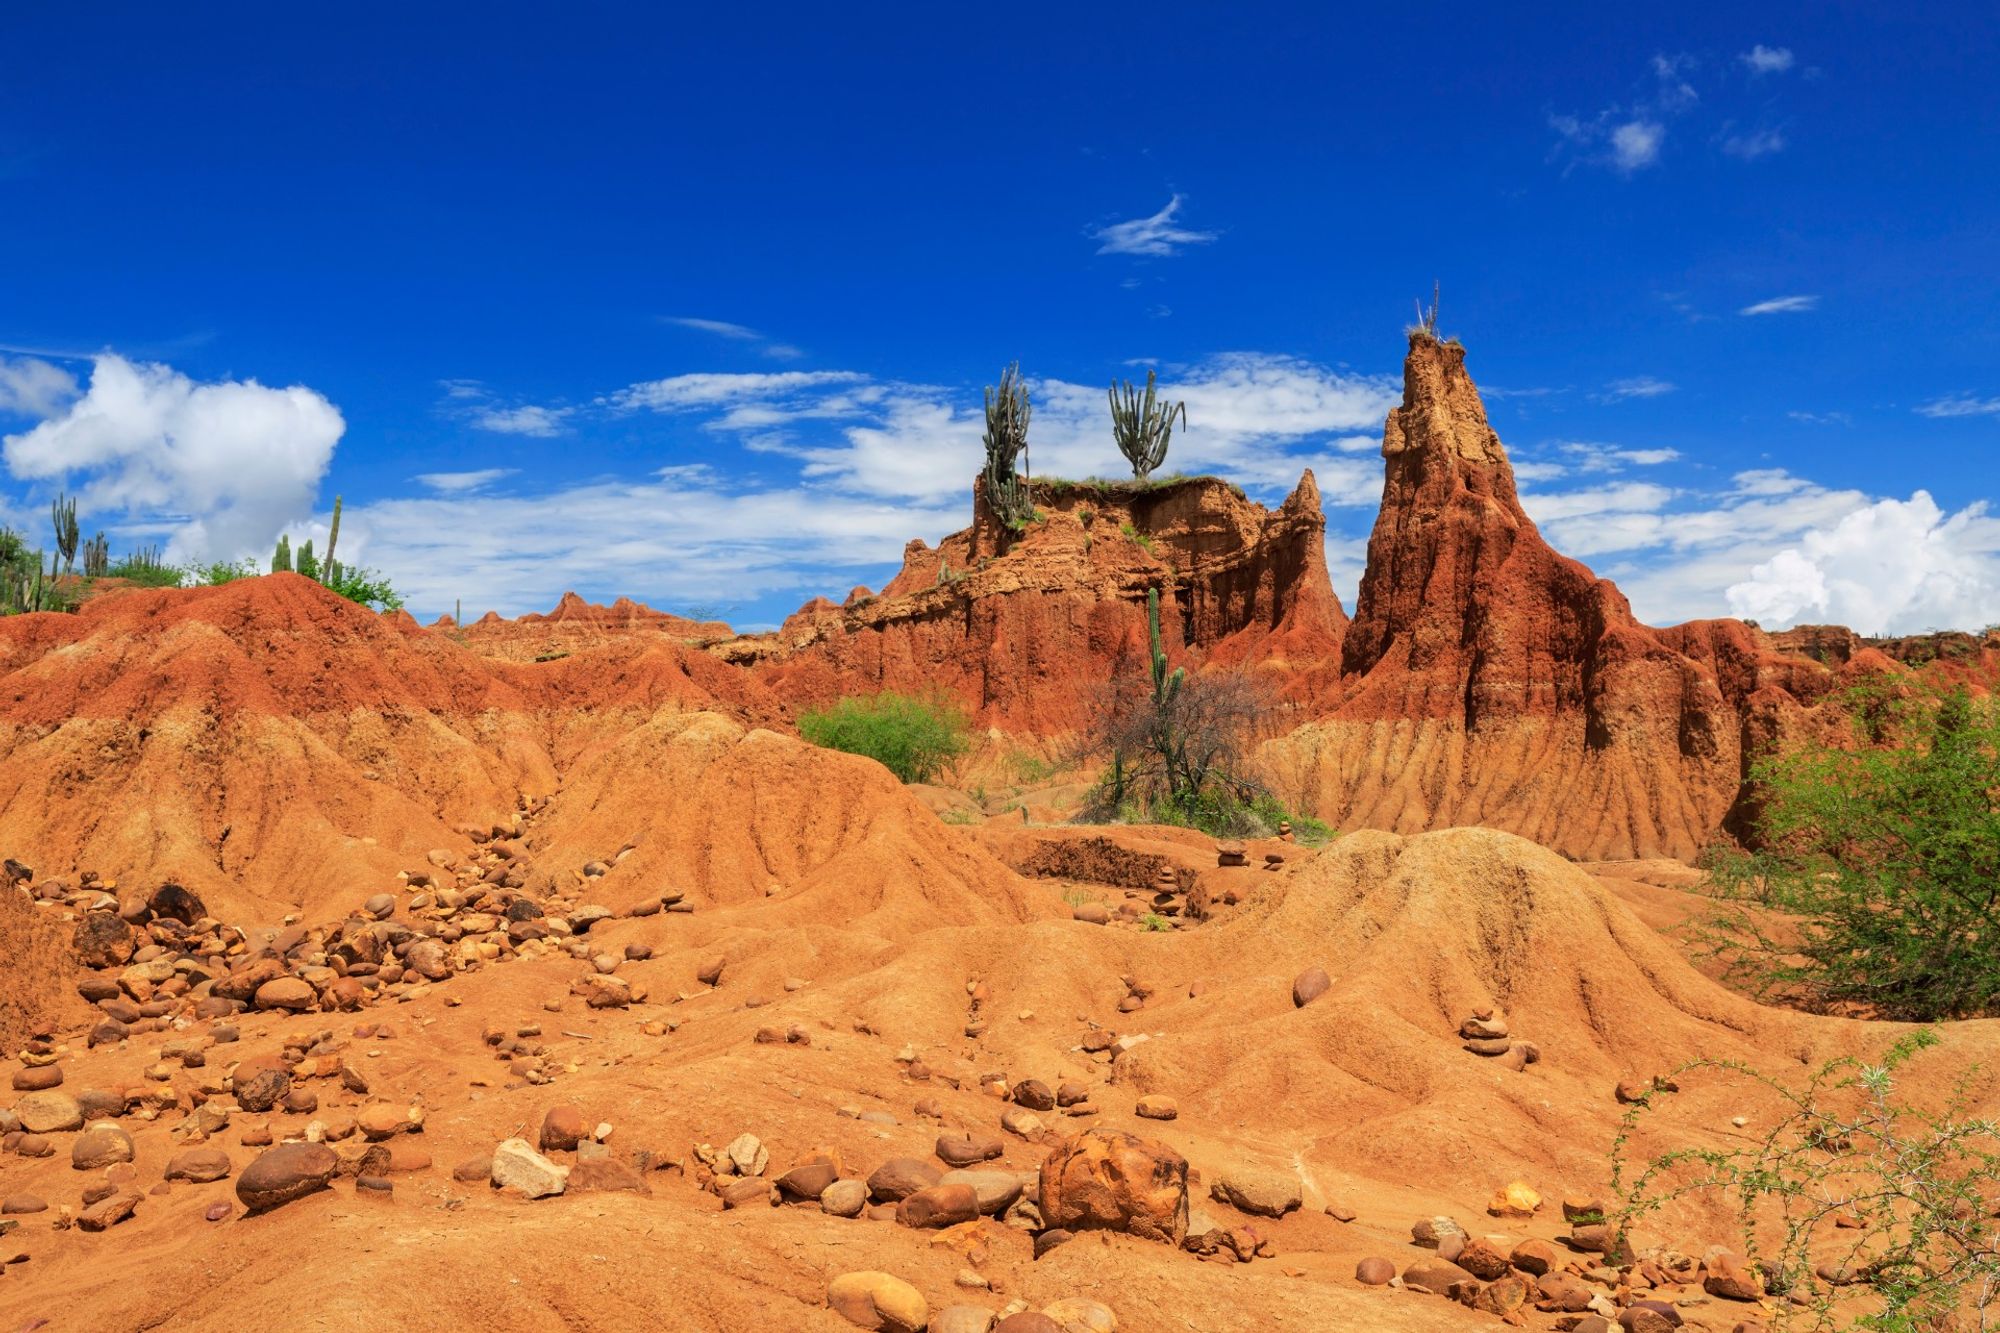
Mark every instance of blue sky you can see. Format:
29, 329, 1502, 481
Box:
1, 4, 1996, 633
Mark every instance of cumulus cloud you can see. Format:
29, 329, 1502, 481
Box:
0, 356, 79, 419
1513, 460, 1999, 632
1, 354, 342, 561
1740, 294, 1818, 316
1725, 493, 2000, 633
1090, 195, 1218, 257
1739, 45, 1796, 75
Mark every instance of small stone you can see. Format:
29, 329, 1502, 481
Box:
236, 1142, 339, 1213
1133, 1095, 1177, 1121
827, 1270, 928, 1332
13, 1091, 83, 1134
164, 1147, 233, 1183
821, 1178, 869, 1217
868, 1156, 941, 1202
1291, 967, 1330, 1008
539, 1106, 586, 1153
1209, 1167, 1300, 1218
895, 1182, 980, 1229
77, 1192, 140, 1231
490, 1138, 568, 1198
1354, 1256, 1395, 1285
71, 1123, 135, 1171
1040, 1297, 1117, 1332
1487, 1178, 1541, 1217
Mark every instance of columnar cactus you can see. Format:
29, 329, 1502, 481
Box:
982, 363, 1035, 530
1109, 370, 1187, 481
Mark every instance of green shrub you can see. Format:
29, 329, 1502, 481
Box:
1612, 1029, 2000, 1331
321, 565, 404, 612
106, 556, 183, 588
1703, 681, 2000, 1020
1118, 522, 1157, 555
797, 691, 971, 785
185, 558, 261, 586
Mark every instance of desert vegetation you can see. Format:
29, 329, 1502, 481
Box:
0, 490, 403, 615
1702, 680, 2000, 1021
1614, 1030, 2000, 1331
1108, 368, 1187, 481
797, 689, 972, 784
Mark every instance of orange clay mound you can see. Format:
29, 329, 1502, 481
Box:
0, 575, 788, 922
6, 823, 1999, 1331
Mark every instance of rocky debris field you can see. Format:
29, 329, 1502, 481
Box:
6, 813, 1962, 1333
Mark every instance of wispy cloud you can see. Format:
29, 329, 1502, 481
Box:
1091, 195, 1218, 257
1739, 45, 1796, 75
1740, 294, 1819, 316
1916, 394, 2000, 419
606, 370, 868, 414
471, 404, 571, 437
414, 468, 517, 493
438, 380, 574, 437
1595, 375, 1677, 403
1788, 410, 1851, 426
1549, 53, 1696, 174
1721, 126, 1787, 159
663, 316, 805, 361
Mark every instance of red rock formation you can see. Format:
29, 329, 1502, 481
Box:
1263, 334, 1845, 860
732, 472, 1344, 731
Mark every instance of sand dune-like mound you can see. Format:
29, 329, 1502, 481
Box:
525, 711, 1064, 937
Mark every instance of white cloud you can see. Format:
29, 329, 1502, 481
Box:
673, 355, 1398, 504
415, 468, 517, 493
0, 356, 79, 419
1610, 120, 1666, 171
471, 404, 571, 437
663, 316, 804, 361
1788, 410, 1851, 426
1596, 375, 1677, 402
341, 475, 964, 619
1721, 127, 1787, 159
1739, 45, 1796, 75
1, 354, 342, 561
1917, 394, 2000, 419
1511, 462, 1998, 632
1091, 195, 1218, 257
607, 370, 865, 413
1726, 493, 2000, 633
1740, 294, 1818, 316
1554, 441, 1682, 471
664, 317, 759, 340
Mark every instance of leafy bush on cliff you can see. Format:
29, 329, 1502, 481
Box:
1705, 680, 2000, 1020
798, 691, 971, 785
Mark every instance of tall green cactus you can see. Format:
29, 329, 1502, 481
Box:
296, 538, 318, 581
51, 493, 79, 575
321, 495, 341, 583
82, 532, 109, 578
1109, 370, 1187, 481
982, 363, 1035, 530
1147, 587, 1183, 708
272, 533, 293, 573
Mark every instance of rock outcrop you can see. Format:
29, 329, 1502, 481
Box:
729, 471, 1344, 732
1262, 334, 1849, 860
